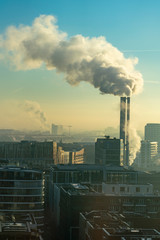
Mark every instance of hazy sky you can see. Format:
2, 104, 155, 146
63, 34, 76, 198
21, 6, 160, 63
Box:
0, 0, 160, 133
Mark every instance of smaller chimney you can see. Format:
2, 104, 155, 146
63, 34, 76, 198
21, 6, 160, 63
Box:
126, 97, 130, 166
120, 97, 130, 166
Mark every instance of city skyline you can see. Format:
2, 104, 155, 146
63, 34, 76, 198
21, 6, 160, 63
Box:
0, 0, 160, 133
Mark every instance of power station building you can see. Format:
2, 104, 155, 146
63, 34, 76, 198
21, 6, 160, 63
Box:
95, 136, 124, 166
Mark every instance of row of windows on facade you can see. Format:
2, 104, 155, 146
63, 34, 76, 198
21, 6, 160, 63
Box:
0, 203, 44, 210
0, 171, 42, 180
0, 181, 43, 187
52, 172, 136, 184
0, 196, 44, 202
0, 188, 43, 195
112, 186, 150, 193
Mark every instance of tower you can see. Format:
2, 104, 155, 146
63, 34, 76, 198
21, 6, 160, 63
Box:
120, 97, 130, 166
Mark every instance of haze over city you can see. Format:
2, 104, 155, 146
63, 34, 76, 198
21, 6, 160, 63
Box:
1, 2, 160, 240
0, 0, 160, 134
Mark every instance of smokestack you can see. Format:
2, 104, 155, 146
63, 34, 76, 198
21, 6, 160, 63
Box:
120, 97, 130, 166
126, 97, 130, 165
120, 97, 126, 146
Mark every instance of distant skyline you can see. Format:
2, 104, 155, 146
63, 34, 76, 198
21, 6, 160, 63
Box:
0, 0, 160, 133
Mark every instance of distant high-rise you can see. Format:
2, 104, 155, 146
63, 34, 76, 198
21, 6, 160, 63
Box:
95, 136, 124, 166
145, 123, 160, 152
51, 124, 63, 135
140, 140, 158, 169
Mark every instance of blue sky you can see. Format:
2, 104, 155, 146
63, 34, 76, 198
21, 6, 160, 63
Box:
0, 0, 160, 133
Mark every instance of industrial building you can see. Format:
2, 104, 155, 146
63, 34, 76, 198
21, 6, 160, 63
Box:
95, 136, 124, 166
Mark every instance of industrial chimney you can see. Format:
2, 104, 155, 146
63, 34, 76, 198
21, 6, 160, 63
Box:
120, 97, 130, 166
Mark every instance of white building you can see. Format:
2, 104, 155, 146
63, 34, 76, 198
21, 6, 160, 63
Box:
140, 140, 158, 169
102, 183, 153, 196
145, 123, 160, 152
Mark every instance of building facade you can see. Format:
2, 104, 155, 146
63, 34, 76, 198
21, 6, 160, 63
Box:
57, 147, 84, 164
52, 183, 160, 240
0, 167, 44, 231
79, 211, 160, 240
145, 123, 160, 152
0, 213, 43, 240
0, 141, 57, 170
140, 140, 158, 169
95, 136, 124, 166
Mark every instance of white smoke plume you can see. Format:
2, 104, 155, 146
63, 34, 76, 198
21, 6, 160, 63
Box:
23, 100, 49, 130
0, 15, 143, 96
129, 127, 141, 164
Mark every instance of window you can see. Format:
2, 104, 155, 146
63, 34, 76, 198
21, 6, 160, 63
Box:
120, 187, 125, 192
136, 187, 140, 192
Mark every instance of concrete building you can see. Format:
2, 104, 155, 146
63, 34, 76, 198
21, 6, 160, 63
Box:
51, 182, 160, 240
79, 211, 160, 240
49, 164, 138, 185
145, 123, 160, 152
0, 166, 44, 231
95, 136, 124, 166
102, 183, 153, 195
0, 213, 43, 240
103, 228, 160, 240
140, 140, 158, 169
0, 141, 57, 170
57, 146, 84, 164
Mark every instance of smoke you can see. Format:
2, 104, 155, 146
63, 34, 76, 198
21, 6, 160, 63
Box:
0, 15, 143, 96
129, 127, 141, 164
23, 100, 49, 130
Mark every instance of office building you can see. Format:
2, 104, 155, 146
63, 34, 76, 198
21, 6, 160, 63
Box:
79, 211, 160, 240
0, 166, 44, 231
140, 140, 158, 169
57, 146, 84, 164
48, 164, 138, 224
145, 123, 160, 152
52, 182, 160, 240
49, 164, 138, 185
102, 182, 153, 195
0, 141, 57, 170
95, 136, 124, 166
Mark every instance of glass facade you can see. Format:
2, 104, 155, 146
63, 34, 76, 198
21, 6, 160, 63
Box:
0, 167, 44, 229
